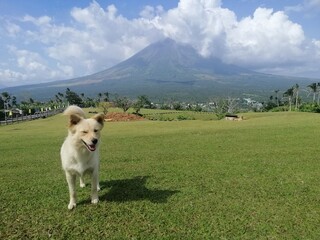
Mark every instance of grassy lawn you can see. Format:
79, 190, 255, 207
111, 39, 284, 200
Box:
1, 110, 320, 239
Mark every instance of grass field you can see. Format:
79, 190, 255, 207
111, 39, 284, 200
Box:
1, 110, 320, 239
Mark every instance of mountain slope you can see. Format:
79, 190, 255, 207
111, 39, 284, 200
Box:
3, 39, 315, 101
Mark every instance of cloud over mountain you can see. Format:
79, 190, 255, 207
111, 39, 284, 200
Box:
0, 0, 319, 87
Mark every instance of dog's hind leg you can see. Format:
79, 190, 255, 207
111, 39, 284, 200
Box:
97, 164, 101, 191
66, 172, 77, 210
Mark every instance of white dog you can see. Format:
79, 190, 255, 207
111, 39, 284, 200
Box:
60, 105, 105, 210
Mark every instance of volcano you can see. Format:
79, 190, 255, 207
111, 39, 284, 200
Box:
3, 38, 313, 101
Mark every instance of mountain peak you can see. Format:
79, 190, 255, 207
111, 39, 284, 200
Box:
113, 38, 253, 76
3, 39, 312, 102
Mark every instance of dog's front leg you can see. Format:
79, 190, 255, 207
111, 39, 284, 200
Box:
91, 171, 99, 204
80, 176, 86, 188
66, 172, 77, 210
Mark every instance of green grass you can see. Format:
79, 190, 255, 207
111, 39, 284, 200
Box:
1, 111, 320, 239
142, 110, 218, 121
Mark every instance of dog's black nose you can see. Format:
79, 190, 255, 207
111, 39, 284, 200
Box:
92, 138, 98, 145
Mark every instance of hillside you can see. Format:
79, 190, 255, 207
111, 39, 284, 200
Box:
3, 39, 315, 101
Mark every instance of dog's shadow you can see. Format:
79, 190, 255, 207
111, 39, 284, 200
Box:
99, 176, 179, 203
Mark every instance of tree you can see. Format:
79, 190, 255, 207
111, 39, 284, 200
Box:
283, 87, 294, 111
58, 92, 64, 99
1, 91, 11, 107
308, 83, 317, 103
103, 92, 109, 102
193, 104, 203, 112
293, 84, 299, 111
269, 95, 273, 102
11, 96, 17, 107
97, 93, 102, 102
114, 96, 131, 112
317, 83, 320, 104
1, 92, 11, 120
65, 89, 83, 105
1, 92, 11, 106
98, 102, 110, 115
172, 102, 183, 111
0, 96, 3, 111
274, 89, 280, 106
226, 97, 239, 114
213, 99, 228, 120
83, 97, 96, 108
133, 95, 151, 114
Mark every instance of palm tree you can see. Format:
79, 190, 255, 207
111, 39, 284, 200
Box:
98, 93, 102, 102
1, 92, 10, 103
317, 83, 320, 104
103, 92, 109, 102
308, 83, 317, 103
269, 95, 273, 101
284, 87, 294, 111
1, 92, 11, 120
293, 84, 299, 111
274, 89, 280, 106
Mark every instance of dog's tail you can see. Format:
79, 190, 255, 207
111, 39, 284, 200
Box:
63, 105, 86, 118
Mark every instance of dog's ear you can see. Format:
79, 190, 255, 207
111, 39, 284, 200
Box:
69, 114, 83, 127
92, 113, 105, 126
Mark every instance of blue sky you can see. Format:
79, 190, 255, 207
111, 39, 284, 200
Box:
0, 0, 319, 87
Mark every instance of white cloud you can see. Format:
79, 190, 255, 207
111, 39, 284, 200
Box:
5, 22, 21, 37
23, 15, 52, 26
9, 46, 47, 72
0, 1, 163, 86
2, 46, 73, 85
0, 0, 319, 87
225, 8, 306, 67
155, 1, 320, 77
139, 5, 164, 19
57, 62, 74, 77
0, 69, 27, 86
40, 1, 162, 75
313, 39, 320, 54
152, 0, 236, 57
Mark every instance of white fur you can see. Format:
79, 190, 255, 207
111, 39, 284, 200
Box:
60, 105, 105, 210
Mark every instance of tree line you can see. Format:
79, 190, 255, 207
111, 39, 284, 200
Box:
2, 81, 320, 120
0, 88, 155, 120
264, 82, 320, 112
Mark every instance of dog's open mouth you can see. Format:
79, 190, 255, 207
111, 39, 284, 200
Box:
81, 140, 96, 152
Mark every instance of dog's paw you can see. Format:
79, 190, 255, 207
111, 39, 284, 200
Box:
68, 202, 76, 210
91, 198, 99, 204
80, 183, 86, 188
97, 185, 101, 191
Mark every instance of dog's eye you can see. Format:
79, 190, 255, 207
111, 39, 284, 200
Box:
82, 131, 88, 134
94, 129, 98, 133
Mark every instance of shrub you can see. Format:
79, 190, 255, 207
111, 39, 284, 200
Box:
299, 103, 320, 113
177, 115, 195, 121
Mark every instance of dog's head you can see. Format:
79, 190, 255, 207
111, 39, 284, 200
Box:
65, 107, 105, 152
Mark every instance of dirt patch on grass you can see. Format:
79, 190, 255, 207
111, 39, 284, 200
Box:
105, 112, 145, 122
